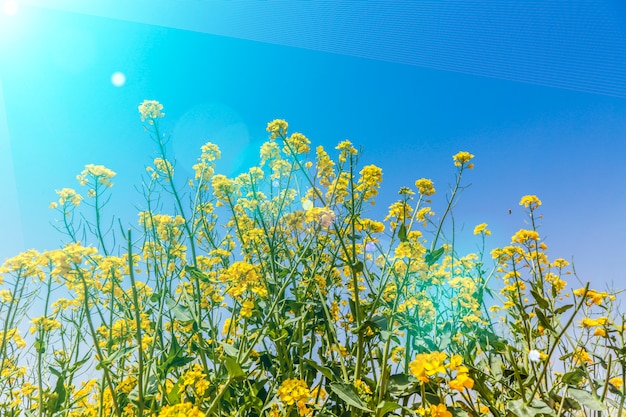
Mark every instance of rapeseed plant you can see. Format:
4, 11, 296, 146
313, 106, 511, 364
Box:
0, 101, 622, 416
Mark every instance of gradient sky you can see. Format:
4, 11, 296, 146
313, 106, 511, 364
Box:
1, 1, 625, 305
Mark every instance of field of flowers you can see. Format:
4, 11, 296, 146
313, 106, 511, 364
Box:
0, 100, 623, 416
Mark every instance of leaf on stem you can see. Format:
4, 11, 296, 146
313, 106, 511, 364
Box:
329, 382, 373, 412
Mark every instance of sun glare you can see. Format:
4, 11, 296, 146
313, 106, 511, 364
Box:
2, 0, 18, 16
111, 71, 126, 87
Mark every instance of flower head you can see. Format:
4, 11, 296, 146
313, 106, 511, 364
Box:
473, 223, 491, 236
415, 178, 436, 196
266, 119, 288, 139
76, 164, 116, 188
452, 151, 474, 168
138, 100, 164, 123
519, 195, 542, 210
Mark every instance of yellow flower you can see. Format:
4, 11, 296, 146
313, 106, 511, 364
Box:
473, 223, 491, 236
30, 316, 62, 334
212, 174, 237, 202
511, 229, 540, 244
429, 403, 453, 417
573, 347, 593, 365
285, 132, 311, 154
574, 288, 615, 306
277, 378, 311, 416
158, 402, 204, 417
220, 261, 266, 299
266, 119, 288, 139
449, 372, 474, 391
0, 289, 12, 303
56, 188, 83, 206
609, 377, 623, 389
519, 195, 542, 210
452, 151, 474, 167
200, 142, 221, 161
357, 164, 383, 203
581, 317, 609, 327
553, 258, 569, 268
240, 299, 254, 318
415, 178, 436, 196
409, 352, 447, 382
354, 379, 372, 397
138, 100, 164, 122
336, 140, 358, 163
76, 164, 116, 188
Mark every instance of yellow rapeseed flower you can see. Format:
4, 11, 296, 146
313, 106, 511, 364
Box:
76, 164, 116, 188
357, 164, 383, 204
609, 377, 623, 389
277, 378, 311, 416
511, 229, 540, 244
429, 403, 453, 417
449, 371, 474, 391
473, 223, 491, 236
138, 100, 165, 123
285, 132, 311, 155
553, 258, 569, 268
30, 316, 62, 334
415, 178, 436, 196
581, 317, 609, 327
158, 402, 204, 417
519, 195, 542, 210
573, 288, 615, 306
452, 151, 474, 167
56, 188, 82, 206
266, 119, 288, 139
336, 140, 358, 163
573, 347, 593, 365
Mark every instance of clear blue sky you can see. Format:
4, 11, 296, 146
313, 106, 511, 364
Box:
1, 1, 625, 304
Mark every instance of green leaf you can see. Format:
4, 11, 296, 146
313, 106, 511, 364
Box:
376, 400, 401, 416
101, 346, 135, 367
329, 382, 373, 412
48, 366, 62, 377
438, 328, 451, 350
568, 388, 607, 411
448, 406, 470, 417
387, 373, 417, 396
534, 308, 554, 332
425, 247, 445, 266
49, 373, 67, 414
398, 224, 408, 242
165, 297, 194, 322
530, 289, 549, 309
184, 265, 211, 282
507, 399, 557, 417
302, 358, 335, 380
159, 334, 194, 376
166, 380, 182, 405
561, 368, 585, 385
218, 341, 240, 358
489, 355, 504, 380
34, 338, 45, 354
224, 356, 245, 381
352, 261, 364, 273
554, 304, 574, 315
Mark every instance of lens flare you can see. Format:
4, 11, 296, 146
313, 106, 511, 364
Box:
111, 71, 126, 87
3, 0, 18, 15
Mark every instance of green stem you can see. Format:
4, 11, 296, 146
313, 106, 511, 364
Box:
125, 229, 145, 417
78, 270, 122, 417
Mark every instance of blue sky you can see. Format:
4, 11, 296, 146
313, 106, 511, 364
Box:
1, 1, 625, 303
